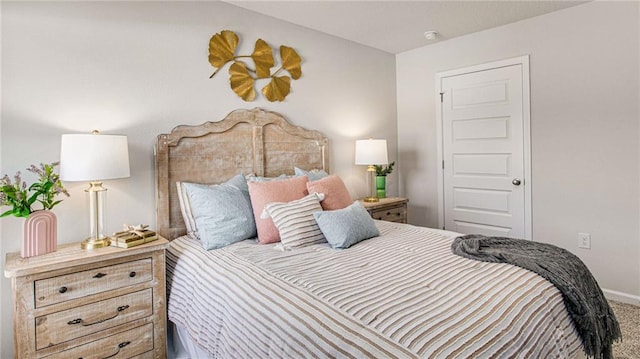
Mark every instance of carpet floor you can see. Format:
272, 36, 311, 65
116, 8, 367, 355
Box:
610, 300, 640, 359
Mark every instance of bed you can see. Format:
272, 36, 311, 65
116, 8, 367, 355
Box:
157, 108, 585, 358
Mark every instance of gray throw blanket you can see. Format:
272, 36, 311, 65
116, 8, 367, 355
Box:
451, 234, 620, 359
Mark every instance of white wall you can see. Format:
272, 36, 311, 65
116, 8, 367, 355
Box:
397, 1, 640, 300
0, 2, 397, 356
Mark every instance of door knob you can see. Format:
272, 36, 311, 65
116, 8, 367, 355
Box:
512, 178, 522, 186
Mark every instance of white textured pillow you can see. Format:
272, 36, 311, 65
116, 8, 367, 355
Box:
176, 181, 198, 238
263, 192, 326, 250
183, 182, 256, 250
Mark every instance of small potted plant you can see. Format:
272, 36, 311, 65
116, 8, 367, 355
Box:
373, 161, 395, 199
0, 162, 69, 257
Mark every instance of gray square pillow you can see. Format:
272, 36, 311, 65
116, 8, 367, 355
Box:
183, 181, 256, 250
313, 201, 379, 249
294, 166, 329, 181
176, 174, 251, 239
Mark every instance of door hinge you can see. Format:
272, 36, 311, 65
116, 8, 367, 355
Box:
442, 160, 445, 169
439, 92, 444, 103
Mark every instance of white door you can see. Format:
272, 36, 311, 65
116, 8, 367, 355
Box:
438, 57, 530, 239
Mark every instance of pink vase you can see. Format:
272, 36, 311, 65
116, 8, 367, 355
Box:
22, 210, 57, 258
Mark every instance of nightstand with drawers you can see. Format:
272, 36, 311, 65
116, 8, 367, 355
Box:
4, 237, 169, 359
360, 197, 409, 223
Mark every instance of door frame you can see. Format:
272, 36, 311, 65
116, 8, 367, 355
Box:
435, 55, 532, 239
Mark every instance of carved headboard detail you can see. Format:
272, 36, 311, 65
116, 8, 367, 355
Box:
155, 108, 329, 240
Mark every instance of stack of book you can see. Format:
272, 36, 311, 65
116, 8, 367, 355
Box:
111, 228, 158, 248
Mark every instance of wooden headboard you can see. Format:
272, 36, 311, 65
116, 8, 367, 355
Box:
155, 108, 330, 240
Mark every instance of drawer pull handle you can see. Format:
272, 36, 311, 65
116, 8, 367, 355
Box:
101, 341, 131, 359
129, 271, 136, 278
67, 305, 130, 326
386, 211, 391, 215
58, 286, 68, 294
93, 272, 107, 278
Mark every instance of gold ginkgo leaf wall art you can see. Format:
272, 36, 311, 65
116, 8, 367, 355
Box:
208, 30, 302, 102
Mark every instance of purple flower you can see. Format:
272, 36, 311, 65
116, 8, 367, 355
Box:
0, 162, 69, 218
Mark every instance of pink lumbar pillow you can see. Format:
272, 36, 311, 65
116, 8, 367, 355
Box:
307, 174, 352, 210
248, 175, 309, 244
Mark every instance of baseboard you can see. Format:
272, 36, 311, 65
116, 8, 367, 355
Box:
602, 288, 640, 305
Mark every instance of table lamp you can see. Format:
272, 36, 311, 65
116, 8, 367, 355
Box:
60, 131, 130, 249
355, 138, 388, 202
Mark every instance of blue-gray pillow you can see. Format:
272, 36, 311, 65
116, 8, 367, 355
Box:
183, 182, 257, 250
313, 201, 379, 249
246, 174, 290, 182
176, 174, 251, 239
294, 166, 329, 181
226, 173, 251, 206
226, 173, 249, 193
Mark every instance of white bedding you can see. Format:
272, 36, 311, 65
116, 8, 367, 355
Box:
166, 220, 584, 358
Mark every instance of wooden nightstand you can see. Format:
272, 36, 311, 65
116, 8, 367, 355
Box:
360, 197, 409, 223
4, 237, 169, 359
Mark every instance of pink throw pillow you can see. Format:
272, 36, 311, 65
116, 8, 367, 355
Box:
248, 175, 309, 244
307, 174, 352, 210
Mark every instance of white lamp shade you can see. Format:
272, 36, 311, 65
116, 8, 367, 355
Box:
60, 133, 131, 181
355, 139, 388, 165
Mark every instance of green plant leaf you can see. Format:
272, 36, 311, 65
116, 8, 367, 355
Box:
28, 192, 39, 205
19, 208, 30, 217
1, 161, 68, 218
252, 39, 274, 79
262, 76, 291, 102
374, 161, 395, 176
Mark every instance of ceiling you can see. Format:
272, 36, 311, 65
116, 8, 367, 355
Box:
226, 1, 588, 54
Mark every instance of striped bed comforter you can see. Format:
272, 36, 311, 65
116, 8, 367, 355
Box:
166, 221, 584, 358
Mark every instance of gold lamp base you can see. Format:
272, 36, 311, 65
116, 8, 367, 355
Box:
81, 237, 111, 250
363, 165, 380, 203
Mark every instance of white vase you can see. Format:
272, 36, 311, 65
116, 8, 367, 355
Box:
22, 210, 57, 258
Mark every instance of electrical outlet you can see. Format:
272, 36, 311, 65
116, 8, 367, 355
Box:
578, 232, 591, 249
